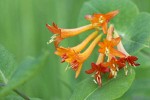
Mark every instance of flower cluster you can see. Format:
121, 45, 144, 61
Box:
46, 10, 140, 86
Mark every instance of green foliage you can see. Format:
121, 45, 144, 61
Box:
0, 51, 49, 97
2, 95, 24, 100
117, 68, 150, 100
70, 69, 135, 100
70, 0, 150, 99
0, 45, 16, 83
0, 0, 150, 99
137, 49, 150, 68
123, 12, 150, 54
78, 0, 139, 39
0, 43, 49, 99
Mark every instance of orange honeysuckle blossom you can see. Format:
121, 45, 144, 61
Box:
46, 23, 94, 47
47, 10, 140, 87
55, 31, 102, 78
98, 37, 126, 58
85, 10, 119, 34
86, 25, 139, 84
98, 25, 126, 58
55, 31, 98, 62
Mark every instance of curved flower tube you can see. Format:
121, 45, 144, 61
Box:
55, 31, 102, 78
46, 23, 94, 47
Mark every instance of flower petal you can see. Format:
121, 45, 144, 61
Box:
75, 64, 83, 78
46, 23, 61, 34
127, 56, 140, 66
85, 15, 93, 21
100, 65, 110, 73
110, 48, 126, 58
104, 10, 119, 21
111, 37, 121, 46
54, 36, 63, 47
102, 22, 108, 34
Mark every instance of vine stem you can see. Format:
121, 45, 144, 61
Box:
13, 89, 30, 100
0, 69, 30, 100
0, 82, 30, 100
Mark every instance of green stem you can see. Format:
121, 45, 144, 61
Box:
13, 89, 30, 100
0, 83, 30, 100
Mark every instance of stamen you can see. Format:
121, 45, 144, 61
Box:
93, 79, 97, 84
124, 65, 128, 75
105, 47, 110, 56
65, 63, 71, 71
113, 64, 115, 67
96, 71, 99, 74
114, 71, 117, 78
96, 76, 99, 83
47, 34, 57, 44
99, 16, 104, 23
110, 69, 115, 76
116, 66, 119, 71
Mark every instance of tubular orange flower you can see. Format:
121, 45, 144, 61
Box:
47, 10, 140, 87
85, 10, 119, 34
55, 31, 102, 78
55, 31, 98, 62
98, 25, 126, 58
98, 37, 126, 58
46, 23, 94, 47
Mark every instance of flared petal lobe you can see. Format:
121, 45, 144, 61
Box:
85, 63, 109, 86
85, 10, 119, 34
98, 37, 126, 58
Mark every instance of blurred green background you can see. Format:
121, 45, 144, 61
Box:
0, 0, 150, 99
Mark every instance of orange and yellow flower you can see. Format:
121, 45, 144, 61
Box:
98, 25, 125, 58
98, 37, 126, 58
55, 31, 102, 78
46, 23, 94, 47
85, 10, 119, 34
47, 10, 140, 87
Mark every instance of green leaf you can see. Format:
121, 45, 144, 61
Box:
78, 0, 139, 40
78, 0, 150, 54
70, 69, 135, 100
1, 95, 24, 100
135, 48, 150, 68
0, 51, 49, 96
117, 67, 150, 100
123, 12, 150, 54
0, 44, 16, 83
30, 98, 42, 100
132, 0, 150, 13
